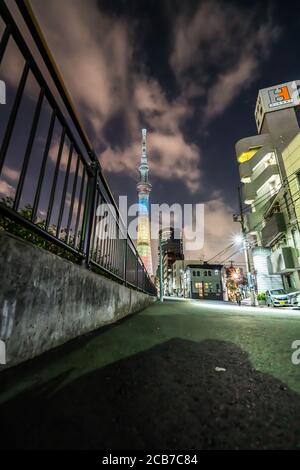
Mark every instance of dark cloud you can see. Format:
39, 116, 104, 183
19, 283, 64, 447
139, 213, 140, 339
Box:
21, 0, 285, 264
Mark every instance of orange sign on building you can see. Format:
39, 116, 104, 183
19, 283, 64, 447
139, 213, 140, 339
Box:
268, 85, 292, 108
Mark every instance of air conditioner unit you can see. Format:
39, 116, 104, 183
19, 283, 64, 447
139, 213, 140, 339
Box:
270, 246, 299, 273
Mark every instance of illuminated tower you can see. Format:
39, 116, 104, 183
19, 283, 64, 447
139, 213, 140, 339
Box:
137, 129, 153, 276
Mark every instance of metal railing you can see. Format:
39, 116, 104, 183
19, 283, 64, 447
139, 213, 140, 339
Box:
0, 0, 156, 296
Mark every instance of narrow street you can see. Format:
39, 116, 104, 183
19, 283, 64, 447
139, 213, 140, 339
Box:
1, 299, 300, 450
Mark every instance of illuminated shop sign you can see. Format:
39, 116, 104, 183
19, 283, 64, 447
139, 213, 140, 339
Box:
255, 80, 300, 132
268, 85, 293, 108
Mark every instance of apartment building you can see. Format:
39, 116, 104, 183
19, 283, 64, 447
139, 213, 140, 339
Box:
157, 227, 184, 296
184, 264, 224, 300
172, 259, 202, 296
235, 80, 300, 293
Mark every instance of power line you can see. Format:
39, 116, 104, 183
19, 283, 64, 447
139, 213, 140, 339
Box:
223, 193, 300, 265
219, 240, 258, 265
243, 190, 300, 235
207, 242, 235, 263
241, 170, 299, 211
208, 171, 300, 264
241, 171, 300, 214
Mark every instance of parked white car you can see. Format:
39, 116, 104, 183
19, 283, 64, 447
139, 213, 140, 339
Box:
265, 289, 292, 307
287, 291, 300, 307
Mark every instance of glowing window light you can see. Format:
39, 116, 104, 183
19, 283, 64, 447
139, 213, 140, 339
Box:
238, 146, 261, 163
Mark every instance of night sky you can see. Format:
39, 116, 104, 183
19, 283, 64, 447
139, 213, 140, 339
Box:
3, 0, 300, 269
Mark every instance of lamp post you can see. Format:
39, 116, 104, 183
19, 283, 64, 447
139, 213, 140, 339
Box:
233, 233, 256, 305
234, 186, 258, 306
159, 233, 164, 302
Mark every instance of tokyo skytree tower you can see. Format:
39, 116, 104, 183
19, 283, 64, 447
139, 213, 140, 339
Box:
137, 129, 153, 276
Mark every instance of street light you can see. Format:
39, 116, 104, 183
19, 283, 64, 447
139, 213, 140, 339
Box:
159, 233, 164, 302
234, 234, 243, 245
233, 232, 257, 306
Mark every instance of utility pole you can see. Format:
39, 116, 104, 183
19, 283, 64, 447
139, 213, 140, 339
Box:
237, 186, 251, 274
159, 233, 164, 302
237, 185, 257, 306
181, 257, 184, 297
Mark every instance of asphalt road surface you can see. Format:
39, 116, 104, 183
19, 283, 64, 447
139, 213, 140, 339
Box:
1, 299, 300, 450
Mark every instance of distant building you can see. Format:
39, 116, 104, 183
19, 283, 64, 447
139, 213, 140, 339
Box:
184, 263, 224, 300
172, 259, 203, 296
158, 227, 184, 295
235, 80, 300, 293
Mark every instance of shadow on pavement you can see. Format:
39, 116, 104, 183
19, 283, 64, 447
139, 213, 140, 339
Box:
0, 338, 300, 450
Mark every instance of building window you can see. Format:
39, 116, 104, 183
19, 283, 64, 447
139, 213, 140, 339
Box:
203, 271, 207, 276
214, 269, 219, 275
197, 271, 200, 276
286, 274, 294, 289
204, 282, 213, 293
193, 271, 196, 276
208, 271, 211, 276
195, 282, 201, 288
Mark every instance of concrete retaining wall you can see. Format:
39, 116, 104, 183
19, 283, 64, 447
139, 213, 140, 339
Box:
0, 232, 155, 369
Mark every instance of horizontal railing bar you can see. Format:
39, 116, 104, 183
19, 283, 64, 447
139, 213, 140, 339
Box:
90, 260, 125, 283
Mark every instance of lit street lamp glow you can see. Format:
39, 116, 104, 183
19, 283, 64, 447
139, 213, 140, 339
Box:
234, 234, 244, 245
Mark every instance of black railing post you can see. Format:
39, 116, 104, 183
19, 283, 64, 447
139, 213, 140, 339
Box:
80, 159, 99, 269
0, 60, 30, 175
136, 257, 139, 289
0, 24, 11, 63
123, 237, 128, 286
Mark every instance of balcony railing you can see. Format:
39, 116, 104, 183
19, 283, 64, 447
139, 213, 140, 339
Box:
0, 0, 156, 296
242, 164, 279, 205
238, 142, 273, 180
245, 210, 264, 233
261, 212, 286, 247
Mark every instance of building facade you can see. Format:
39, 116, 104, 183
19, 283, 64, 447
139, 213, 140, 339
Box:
184, 264, 224, 300
137, 129, 153, 276
172, 259, 203, 296
158, 227, 184, 295
235, 80, 300, 293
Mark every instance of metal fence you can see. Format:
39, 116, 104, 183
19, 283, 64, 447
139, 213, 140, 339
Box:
0, 0, 156, 296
